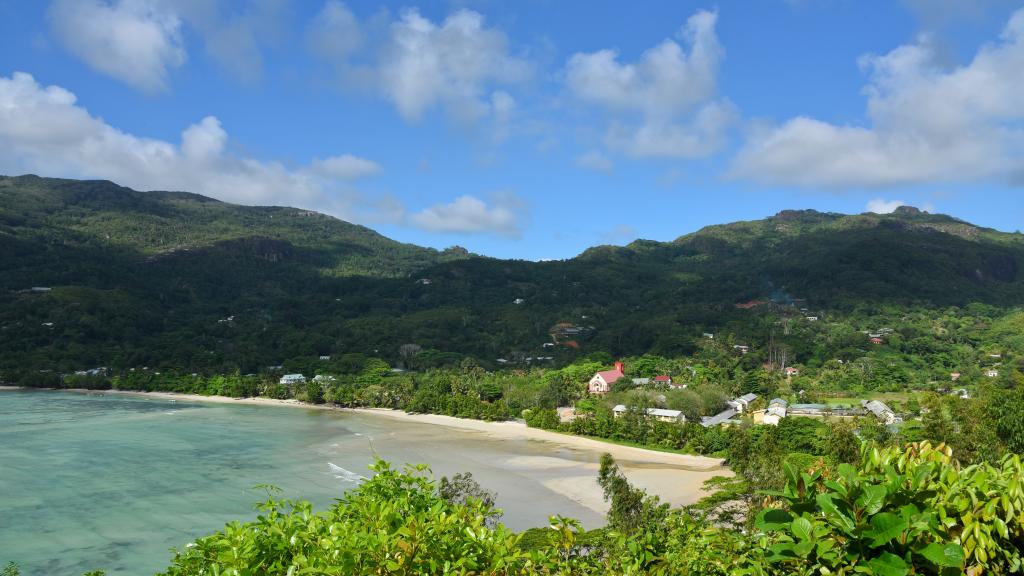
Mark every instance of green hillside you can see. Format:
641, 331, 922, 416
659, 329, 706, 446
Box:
2, 175, 1023, 374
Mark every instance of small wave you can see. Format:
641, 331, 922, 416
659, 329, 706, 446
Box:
328, 462, 367, 483
164, 411, 177, 415
353, 433, 363, 437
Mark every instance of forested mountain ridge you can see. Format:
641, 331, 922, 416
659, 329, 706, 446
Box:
2, 174, 1024, 374
0, 174, 471, 281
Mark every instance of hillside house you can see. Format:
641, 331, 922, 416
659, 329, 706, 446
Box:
653, 375, 673, 386
513, 298, 525, 305
762, 398, 789, 425
701, 408, 739, 427
785, 367, 800, 377
862, 400, 900, 424
703, 332, 714, 339
733, 345, 750, 354
728, 393, 759, 413
280, 374, 306, 385
319, 355, 331, 361
950, 372, 961, 381
631, 377, 651, 386
869, 337, 884, 345
789, 403, 829, 417
805, 316, 819, 321
985, 369, 999, 378
588, 362, 625, 395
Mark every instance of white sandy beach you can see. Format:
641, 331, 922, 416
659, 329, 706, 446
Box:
1, 387, 731, 513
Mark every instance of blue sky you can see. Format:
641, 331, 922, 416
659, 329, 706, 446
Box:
1, 0, 1023, 260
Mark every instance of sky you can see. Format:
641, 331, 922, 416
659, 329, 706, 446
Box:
1, 0, 1023, 260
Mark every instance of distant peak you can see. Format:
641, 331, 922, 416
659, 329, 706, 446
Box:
893, 205, 925, 215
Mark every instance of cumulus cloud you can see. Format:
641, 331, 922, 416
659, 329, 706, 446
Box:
409, 192, 527, 237
732, 8, 1024, 188
576, 150, 614, 173
866, 199, 906, 213
307, 3, 529, 131
48, 0, 288, 89
0, 71, 374, 213
565, 10, 736, 159
47, 0, 186, 92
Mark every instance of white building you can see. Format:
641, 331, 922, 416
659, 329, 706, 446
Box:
280, 374, 306, 385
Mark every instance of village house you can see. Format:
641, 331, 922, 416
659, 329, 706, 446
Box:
869, 337, 884, 345
762, 398, 788, 425
588, 362, 626, 395
950, 372, 961, 381
785, 367, 800, 377
985, 369, 999, 378
319, 355, 331, 361
862, 399, 900, 424
701, 408, 739, 427
703, 332, 714, 339
631, 377, 651, 386
280, 373, 306, 385
613, 404, 685, 423
653, 375, 673, 386
312, 374, 336, 383
733, 345, 750, 354
805, 316, 819, 321
513, 298, 525, 305
728, 393, 759, 413
789, 403, 829, 417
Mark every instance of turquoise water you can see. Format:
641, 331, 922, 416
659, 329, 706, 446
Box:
0, 390, 604, 575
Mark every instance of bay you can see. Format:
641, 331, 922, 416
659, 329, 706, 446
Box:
0, 389, 605, 576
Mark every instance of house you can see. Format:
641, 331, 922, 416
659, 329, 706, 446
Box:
950, 372, 961, 381
703, 332, 714, 339
789, 403, 828, 416
862, 400, 900, 424
951, 388, 970, 399
733, 345, 750, 354
869, 337, 884, 345
313, 374, 336, 383
319, 355, 331, 361
985, 369, 999, 378
588, 362, 626, 395
613, 404, 685, 423
513, 298, 525, 305
415, 278, 432, 285
701, 408, 738, 427
785, 367, 800, 377
805, 316, 819, 321
631, 377, 652, 386
653, 375, 673, 386
280, 374, 306, 385
763, 405, 787, 426
727, 393, 759, 413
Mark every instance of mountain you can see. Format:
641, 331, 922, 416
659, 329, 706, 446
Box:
2, 175, 1023, 374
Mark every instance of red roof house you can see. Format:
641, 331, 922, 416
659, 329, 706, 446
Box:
589, 362, 625, 395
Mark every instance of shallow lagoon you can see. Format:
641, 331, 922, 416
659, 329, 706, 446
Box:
0, 390, 605, 575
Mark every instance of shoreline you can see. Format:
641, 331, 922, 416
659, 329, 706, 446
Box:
2, 386, 731, 511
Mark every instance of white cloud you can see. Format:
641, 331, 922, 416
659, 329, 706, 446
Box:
307, 0, 364, 62
0, 71, 373, 214
732, 8, 1024, 188
565, 10, 735, 159
409, 193, 526, 237
307, 3, 529, 131
866, 199, 906, 213
310, 154, 381, 180
576, 150, 614, 173
47, 0, 186, 92
48, 0, 288, 89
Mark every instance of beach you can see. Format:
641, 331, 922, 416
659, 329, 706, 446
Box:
1, 387, 731, 514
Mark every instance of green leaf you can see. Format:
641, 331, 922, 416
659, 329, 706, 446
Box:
865, 512, 908, 547
817, 493, 856, 535
866, 552, 909, 576
756, 508, 794, 532
918, 543, 965, 568
791, 516, 814, 542
857, 485, 888, 516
